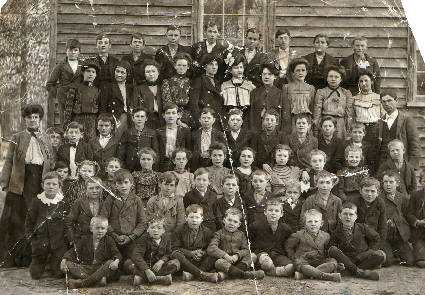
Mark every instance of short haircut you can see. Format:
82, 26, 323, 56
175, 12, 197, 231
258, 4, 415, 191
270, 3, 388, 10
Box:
293, 113, 312, 125
97, 113, 116, 130
162, 102, 178, 113
54, 161, 69, 171
380, 91, 398, 102
351, 122, 365, 132
321, 116, 337, 129
262, 108, 280, 122
246, 27, 261, 39
388, 139, 404, 150
360, 176, 380, 190
228, 108, 243, 118
303, 208, 322, 221
46, 127, 63, 136
275, 28, 291, 38
186, 204, 203, 216
138, 147, 158, 163
204, 20, 218, 30
231, 53, 247, 69
316, 170, 337, 184
380, 169, 401, 183
224, 208, 242, 221
86, 176, 103, 187
261, 62, 279, 77
159, 171, 179, 185
171, 147, 192, 161
173, 52, 192, 64
265, 197, 283, 210
285, 181, 301, 192
357, 69, 375, 83
326, 65, 346, 81
209, 142, 227, 155
251, 169, 268, 180
200, 53, 222, 67
194, 167, 209, 178
273, 144, 292, 158
313, 34, 330, 45
166, 25, 181, 33
132, 106, 148, 117
66, 121, 84, 133
105, 157, 123, 169
310, 149, 327, 162
90, 216, 108, 227
288, 58, 309, 73
351, 36, 368, 46
114, 169, 134, 184
22, 104, 44, 119
341, 202, 357, 212
148, 217, 165, 227
344, 144, 363, 159
96, 33, 110, 42
66, 38, 81, 50
78, 160, 100, 175
42, 171, 60, 184
200, 107, 216, 116
222, 174, 239, 185
130, 33, 144, 44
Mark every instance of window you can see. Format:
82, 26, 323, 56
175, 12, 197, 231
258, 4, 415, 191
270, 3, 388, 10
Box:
407, 27, 425, 106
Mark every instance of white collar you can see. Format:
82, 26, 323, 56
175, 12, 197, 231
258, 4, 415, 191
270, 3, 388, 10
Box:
37, 191, 64, 206
385, 109, 398, 121
279, 47, 290, 54
100, 134, 112, 139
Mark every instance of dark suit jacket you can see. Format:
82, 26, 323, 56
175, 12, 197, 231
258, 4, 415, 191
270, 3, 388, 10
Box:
155, 44, 192, 81
377, 111, 422, 165
173, 223, 214, 256
56, 141, 94, 168
241, 189, 272, 226
406, 189, 425, 241
183, 189, 217, 231
223, 128, 253, 163
121, 52, 152, 86
191, 40, 228, 82
340, 53, 381, 95
93, 54, 120, 90
63, 235, 122, 264
190, 128, 225, 170
249, 218, 293, 256
156, 126, 191, 171
99, 82, 134, 119
283, 132, 318, 169
133, 83, 164, 129
318, 135, 345, 173
281, 197, 306, 232
0, 131, 52, 195
251, 129, 287, 167
376, 159, 417, 195
89, 135, 120, 171
189, 75, 223, 123
329, 222, 381, 259
302, 52, 339, 90
381, 192, 410, 242
213, 196, 245, 230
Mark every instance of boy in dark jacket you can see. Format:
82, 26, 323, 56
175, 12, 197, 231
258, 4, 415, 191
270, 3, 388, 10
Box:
61, 216, 121, 288
249, 198, 294, 277
171, 204, 220, 282
328, 202, 384, 280
280, 182, 306, 232
130, 218, 180, 286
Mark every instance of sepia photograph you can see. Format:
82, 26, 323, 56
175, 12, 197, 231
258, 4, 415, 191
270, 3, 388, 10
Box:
0, 0, 424, 294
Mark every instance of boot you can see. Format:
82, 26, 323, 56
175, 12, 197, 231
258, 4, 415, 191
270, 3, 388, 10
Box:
182, 271, 194, 281
294, 271, 305, 280
217, 272, 227, 281
243, 270, 265, 280
99, 276, 107, 287
357, 269, 380, 281
154, 274, 172, 285
200, 271, 219, 283
133, 275, 143, 286
275, 264, 295, 277
320, 272, 341, 282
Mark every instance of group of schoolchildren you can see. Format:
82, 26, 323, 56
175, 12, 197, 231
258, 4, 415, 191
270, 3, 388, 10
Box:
1, 21, 425, 290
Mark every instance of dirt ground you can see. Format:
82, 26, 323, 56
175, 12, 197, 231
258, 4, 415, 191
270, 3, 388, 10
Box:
0, 266, 424, 295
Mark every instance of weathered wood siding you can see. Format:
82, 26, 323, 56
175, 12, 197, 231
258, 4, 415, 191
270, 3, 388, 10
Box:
275, 0, 408, 104
56, 0, 193, 61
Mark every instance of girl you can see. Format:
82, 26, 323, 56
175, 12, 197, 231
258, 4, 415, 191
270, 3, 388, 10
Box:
132, 147, 161, 207
221, 53, 256, 122
170, 148, 194, 198
133, 60, 163, 130
313, 65, 353, 139
234, 147, 257, 195
352, 69, 383, 144
281, 58, 315, 133
161, 53, 194, 129
206, 143, 231, 197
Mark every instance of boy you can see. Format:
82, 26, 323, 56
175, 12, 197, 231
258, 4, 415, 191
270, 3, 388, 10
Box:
171, 204, 220, 282
191, 107, 225, 171
251, 109, 285, 167
171, 148, 194, 198
301, 170, 342, 232
207, 208, 265, 280
61, 216, 121, 288
337, 145, 369, 203
121, 33, 150, 86
406, 171, 425, 268
380, 170, 414, 267
349, 177, 387, 241
271, 28, 295, 87
131, 218, 180, 286
249, 198, 294, 277
280, 182, 306, 232
93, 34, 119, 92
183, 168, 218, 231
377, 139, 417, 196
307, 149, 327, 192
117, 106, 159, 172
328, 202, 384, 280
100, 169, 147, 271
206, 143, 231, 196
243, 170, 272, 226
46, 127, 63, 168
63, 61, 101, 140
57, 121, 93, 178
25, 172, 68, 279
89, 113, 120, 174
285, 209, 341, 282
156, 103, 191, 172
224, 108, 253, 165
213, 175, 245, 230
155, 25, 192, 82
317, 116, 344, 173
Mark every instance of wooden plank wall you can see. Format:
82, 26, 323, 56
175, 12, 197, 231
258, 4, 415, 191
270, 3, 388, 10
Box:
56, 0, 193, 61
275, 0, 408, 104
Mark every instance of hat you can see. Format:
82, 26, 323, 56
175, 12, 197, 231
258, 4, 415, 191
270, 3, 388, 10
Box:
66, 39, 81, 50
21, 104, 44, 119
81, 58, 100, 73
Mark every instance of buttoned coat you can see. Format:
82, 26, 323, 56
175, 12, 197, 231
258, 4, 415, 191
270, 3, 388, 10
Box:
99, 81, 134, 120
381, 192, 410, 242
173, 223, 214, 256
301, 193, 342, 232
302, 52, 339, 90
146, 194, 185, 233
183, 189, 218, 231
285, 229, 330, 260
133, 83, 164, 129
207, 228, 250, 259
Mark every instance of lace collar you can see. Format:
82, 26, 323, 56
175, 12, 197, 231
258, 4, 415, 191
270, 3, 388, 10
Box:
37, 191, 64, 206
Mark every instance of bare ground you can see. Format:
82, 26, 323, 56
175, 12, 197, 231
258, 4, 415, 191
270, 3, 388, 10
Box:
0, 266, 424, 295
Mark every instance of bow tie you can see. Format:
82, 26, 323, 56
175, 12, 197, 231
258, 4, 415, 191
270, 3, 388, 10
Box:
146, 81, 157, 86
27, 128, 40, 137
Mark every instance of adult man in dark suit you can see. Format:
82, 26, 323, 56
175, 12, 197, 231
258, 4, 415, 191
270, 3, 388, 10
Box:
121, 33, 152, 86
270, 28, 297, 88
